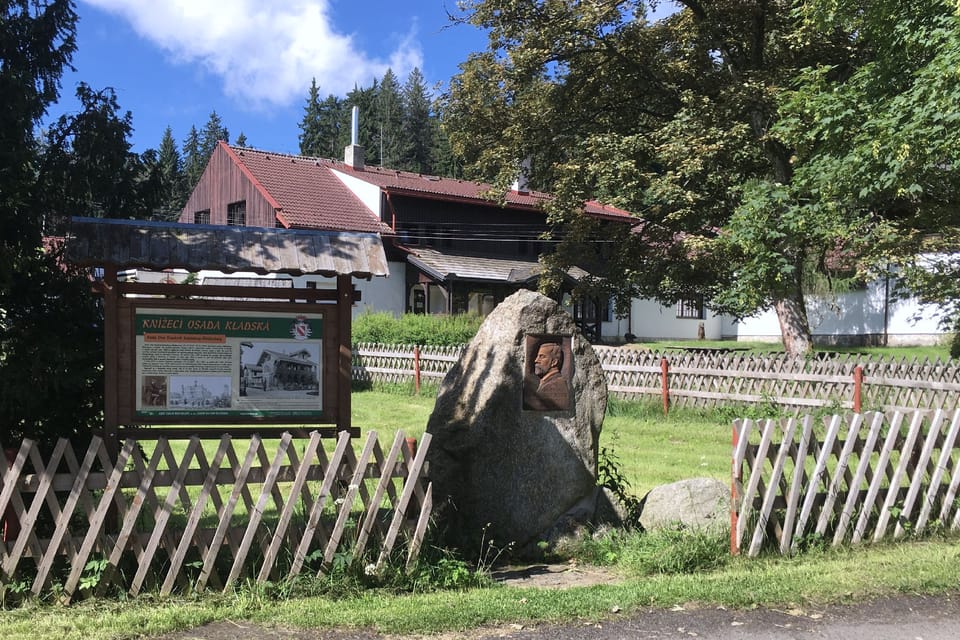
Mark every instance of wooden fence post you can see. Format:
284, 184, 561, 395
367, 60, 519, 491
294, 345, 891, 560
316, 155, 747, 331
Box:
661, 357, 670, 416
730, 423, 740, 555
414, 345, 421, 395
853, 365, 863, 412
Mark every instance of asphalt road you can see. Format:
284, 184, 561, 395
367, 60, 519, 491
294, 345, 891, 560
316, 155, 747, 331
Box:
157, 593, 960, 640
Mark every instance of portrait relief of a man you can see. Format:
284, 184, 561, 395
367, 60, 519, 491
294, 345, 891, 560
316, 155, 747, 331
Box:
523, 336, 571, 411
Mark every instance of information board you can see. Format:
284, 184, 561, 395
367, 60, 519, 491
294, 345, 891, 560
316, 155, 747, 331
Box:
134, 308, 324, 419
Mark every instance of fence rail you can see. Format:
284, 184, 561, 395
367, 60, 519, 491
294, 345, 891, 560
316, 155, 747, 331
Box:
0, 430, 431, 601
731, 409, 960, 556
353, 343, 960, 412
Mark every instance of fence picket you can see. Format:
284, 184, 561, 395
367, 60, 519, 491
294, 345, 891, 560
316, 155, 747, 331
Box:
894, 409, 945, 538
130, 437, 202, 596
832, 412, 885, 545
814, 413, 864, 537
226, 433, 292, 589
748, 417, 798, 556
57, 437, 107, 600
2, 439, 67, 580
780, 415, 814, 554
917, 409, 960, 533
161, 435, 232, 596
356, 431, 405, 559
790, 415, 842, 551
196, 435, 260, 592
290, 431, 351, 578
874, 412, 925, 542
377, 432, 432, 569
852, 411, 905, 544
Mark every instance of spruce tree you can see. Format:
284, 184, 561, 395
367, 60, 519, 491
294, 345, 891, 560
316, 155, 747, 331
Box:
299, 78, 325, 156
376, 69, 405, 168
182, 125, 204, 191
156, 125, 185, 217
402, 68, 434, 174
199, 110, 229, 161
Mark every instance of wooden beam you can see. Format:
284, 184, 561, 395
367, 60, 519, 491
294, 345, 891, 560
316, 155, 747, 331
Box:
102, 267, 120, 462
337, 275, 353, 434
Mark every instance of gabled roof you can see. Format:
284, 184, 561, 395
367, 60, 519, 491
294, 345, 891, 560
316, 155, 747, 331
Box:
330, 162, 635, 222
223, 143, 636, 227
221, 143, 389, 234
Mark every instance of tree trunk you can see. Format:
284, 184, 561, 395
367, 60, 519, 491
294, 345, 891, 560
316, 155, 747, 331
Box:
774, 293, 813, 358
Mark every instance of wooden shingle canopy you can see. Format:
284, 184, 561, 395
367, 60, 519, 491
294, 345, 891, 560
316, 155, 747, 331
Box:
64, 216, 389, 279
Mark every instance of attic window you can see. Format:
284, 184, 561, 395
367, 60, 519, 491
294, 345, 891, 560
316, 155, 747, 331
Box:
227, 200, 246, 226
193, 209, 210, 225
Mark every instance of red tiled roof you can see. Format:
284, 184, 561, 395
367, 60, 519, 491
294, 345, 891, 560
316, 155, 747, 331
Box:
227, 144, 636, 227
331, 161, 636, 222
226, 144, 388, 234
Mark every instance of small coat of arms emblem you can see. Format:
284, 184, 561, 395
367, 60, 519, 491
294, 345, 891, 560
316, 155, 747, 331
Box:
290, 316, 312, 340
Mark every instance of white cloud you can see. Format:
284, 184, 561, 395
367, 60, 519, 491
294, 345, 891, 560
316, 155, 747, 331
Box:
82, 0, 424, 108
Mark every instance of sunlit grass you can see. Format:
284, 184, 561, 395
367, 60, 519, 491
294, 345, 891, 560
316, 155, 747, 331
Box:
4, 537, 958, 639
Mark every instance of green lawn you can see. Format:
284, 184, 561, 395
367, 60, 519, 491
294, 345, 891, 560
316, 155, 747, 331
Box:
351, 390, 732, 497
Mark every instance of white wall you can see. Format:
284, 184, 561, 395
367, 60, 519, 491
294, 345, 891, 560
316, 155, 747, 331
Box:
728, 278, 947, 345
600, 298, 726, 342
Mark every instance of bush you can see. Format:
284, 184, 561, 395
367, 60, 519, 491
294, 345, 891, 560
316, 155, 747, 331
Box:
352, 310, 482, 346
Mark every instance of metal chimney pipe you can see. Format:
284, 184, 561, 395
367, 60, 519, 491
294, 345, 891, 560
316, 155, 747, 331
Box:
351, 106, 359, 146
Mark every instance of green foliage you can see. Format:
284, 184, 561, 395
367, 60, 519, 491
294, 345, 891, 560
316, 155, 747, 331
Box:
352, 310, 483, 346
78, 557, 109, 592
0, 2, 106, 448
596, 436, 643, 520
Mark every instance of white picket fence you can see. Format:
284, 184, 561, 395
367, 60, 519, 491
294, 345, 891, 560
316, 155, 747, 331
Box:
732, 409, 960, 556
353, 343, 960, 412
0, 430, 432, 601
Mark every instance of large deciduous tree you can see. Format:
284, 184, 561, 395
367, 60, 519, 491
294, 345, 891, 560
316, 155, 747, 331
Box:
773, 0, 960, 352
439, 0, 868, 355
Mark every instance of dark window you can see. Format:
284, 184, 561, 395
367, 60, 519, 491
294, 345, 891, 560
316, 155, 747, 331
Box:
194, 209, 210, 225
227, 201, 246, 226
677, 296, 705, 320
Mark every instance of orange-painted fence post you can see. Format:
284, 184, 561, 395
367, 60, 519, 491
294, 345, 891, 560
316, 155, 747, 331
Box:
730, 424, 740, 555
414, 345, 421, 395
661, 357, 670, 416
853, 365, 863, 413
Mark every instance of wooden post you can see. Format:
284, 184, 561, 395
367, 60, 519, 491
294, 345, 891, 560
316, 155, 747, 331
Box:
101, 267, 120, 463
853, 365, 863, 413
660, 357, 669, 416
730, 423, 740, 555
337, 275, 353, 434
413, 345, 421, 395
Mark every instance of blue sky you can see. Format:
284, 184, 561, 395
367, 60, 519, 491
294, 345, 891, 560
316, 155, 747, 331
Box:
47, 1, 676, 157
47, 0, 490, 155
